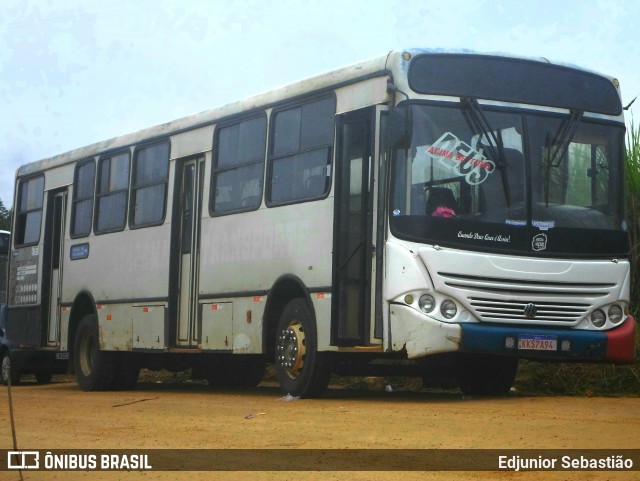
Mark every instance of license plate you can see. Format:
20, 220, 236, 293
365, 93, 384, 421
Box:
518, 335, 557, 351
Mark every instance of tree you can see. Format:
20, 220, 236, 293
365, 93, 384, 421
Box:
0, 197, 11, 231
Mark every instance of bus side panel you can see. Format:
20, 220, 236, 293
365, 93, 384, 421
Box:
62, 227, 171, 306
199, 198, 335, 351
94, 304, 134, 351
7, 242, 43, 346
61, 225, 172, 351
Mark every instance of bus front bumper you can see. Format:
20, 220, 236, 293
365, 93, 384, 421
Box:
459, 315, 636, 363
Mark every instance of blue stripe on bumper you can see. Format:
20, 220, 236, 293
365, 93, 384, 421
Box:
460, 323, 608, 360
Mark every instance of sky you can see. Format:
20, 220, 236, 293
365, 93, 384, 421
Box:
1, 0, 639, 208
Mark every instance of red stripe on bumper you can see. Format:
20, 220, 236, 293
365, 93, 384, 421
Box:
605, 315, 636, 363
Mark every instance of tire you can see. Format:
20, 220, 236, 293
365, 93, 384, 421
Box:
1, 350, 20, 386
73, 314, 116, 391
274, 298, 331, 398
455, 353, 518, 396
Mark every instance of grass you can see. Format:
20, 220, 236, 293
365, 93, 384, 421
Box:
514, 328, 640, 396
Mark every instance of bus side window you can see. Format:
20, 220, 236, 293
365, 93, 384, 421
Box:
131, 141, 170, 227
211, 115, 266, 214
15, 175, 45, 246
267, 96, 335, 205
71, 160, 96, 237
95, 152, 130, 234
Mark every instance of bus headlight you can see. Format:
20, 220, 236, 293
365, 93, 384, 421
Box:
591, 309, 606, 328
418, 294, 436, 313
440, 300, 457, 319
608, 305, 623, 324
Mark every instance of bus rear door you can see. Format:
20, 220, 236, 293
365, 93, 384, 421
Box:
171, 157, 205, 348
43, 189, 67, 347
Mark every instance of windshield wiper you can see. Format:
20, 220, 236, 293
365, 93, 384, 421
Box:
544, 109, 584, 168
461, 97, 511, 206
543, 109, 584, 206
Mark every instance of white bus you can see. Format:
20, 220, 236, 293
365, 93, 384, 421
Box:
6, 49, 635, 397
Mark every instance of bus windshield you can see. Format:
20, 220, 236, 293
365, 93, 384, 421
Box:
390, 103, 628, 256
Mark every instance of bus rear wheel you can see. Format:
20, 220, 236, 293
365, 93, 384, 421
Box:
455, 353, 518, 396
74, 315, 116, 391
275, 298, 331, 398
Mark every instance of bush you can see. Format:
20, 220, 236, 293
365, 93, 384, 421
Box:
514, 328, 640, 396
626, 118, 640, 312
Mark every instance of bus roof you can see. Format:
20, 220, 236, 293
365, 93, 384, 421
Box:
16, 48, 619, 178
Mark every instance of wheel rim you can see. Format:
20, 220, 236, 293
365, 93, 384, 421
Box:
276, 320, 306, 379
1, 355, 10, 383
78, 331, 96, 377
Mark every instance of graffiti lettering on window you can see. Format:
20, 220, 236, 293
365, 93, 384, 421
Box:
426, 132, 496, 185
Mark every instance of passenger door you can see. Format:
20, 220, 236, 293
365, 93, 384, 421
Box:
43, 189, 67, 347
172, 157, 205, 347
331, 106, 386, 346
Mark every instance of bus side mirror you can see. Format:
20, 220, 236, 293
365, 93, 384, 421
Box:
389, 106, 413, 149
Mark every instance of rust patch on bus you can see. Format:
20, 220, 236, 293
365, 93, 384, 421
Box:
98, 324, 106, 350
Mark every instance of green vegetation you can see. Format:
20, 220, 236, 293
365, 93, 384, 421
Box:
0, 197, 10, 231
515, 357, 640, 396
626, 118, 640, 309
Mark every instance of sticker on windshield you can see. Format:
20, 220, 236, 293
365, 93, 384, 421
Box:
426, 132, 496, 185
532, 233, 548, 252
533, 220, 555, 231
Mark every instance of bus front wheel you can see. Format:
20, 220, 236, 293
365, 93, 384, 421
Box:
74, 315, 116, 391
455, 353, 518, 396
275, 298, 331, 398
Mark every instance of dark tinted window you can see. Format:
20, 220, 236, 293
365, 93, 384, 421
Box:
71, 160, 96, 237
408, 54, 622, 115
268, 96, 335, 205
15, 175, 44, 246
95, 152, 130, 233
0, 232, 8, 253
212, 116, 266, 214
131, 141, 170, 226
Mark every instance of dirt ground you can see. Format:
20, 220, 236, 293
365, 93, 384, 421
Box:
1, 374, 640, 481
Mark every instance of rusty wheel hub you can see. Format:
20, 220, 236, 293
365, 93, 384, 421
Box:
276, 320, 306, 379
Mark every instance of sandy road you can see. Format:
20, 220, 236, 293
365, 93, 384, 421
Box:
1, 376, 639, 481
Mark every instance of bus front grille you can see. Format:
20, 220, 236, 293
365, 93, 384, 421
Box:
437, 271, 615, 324
467, 298, 590, 323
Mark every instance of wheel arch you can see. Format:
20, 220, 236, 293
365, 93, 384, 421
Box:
68, 290, 97, 363
262, 274, 316, 359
